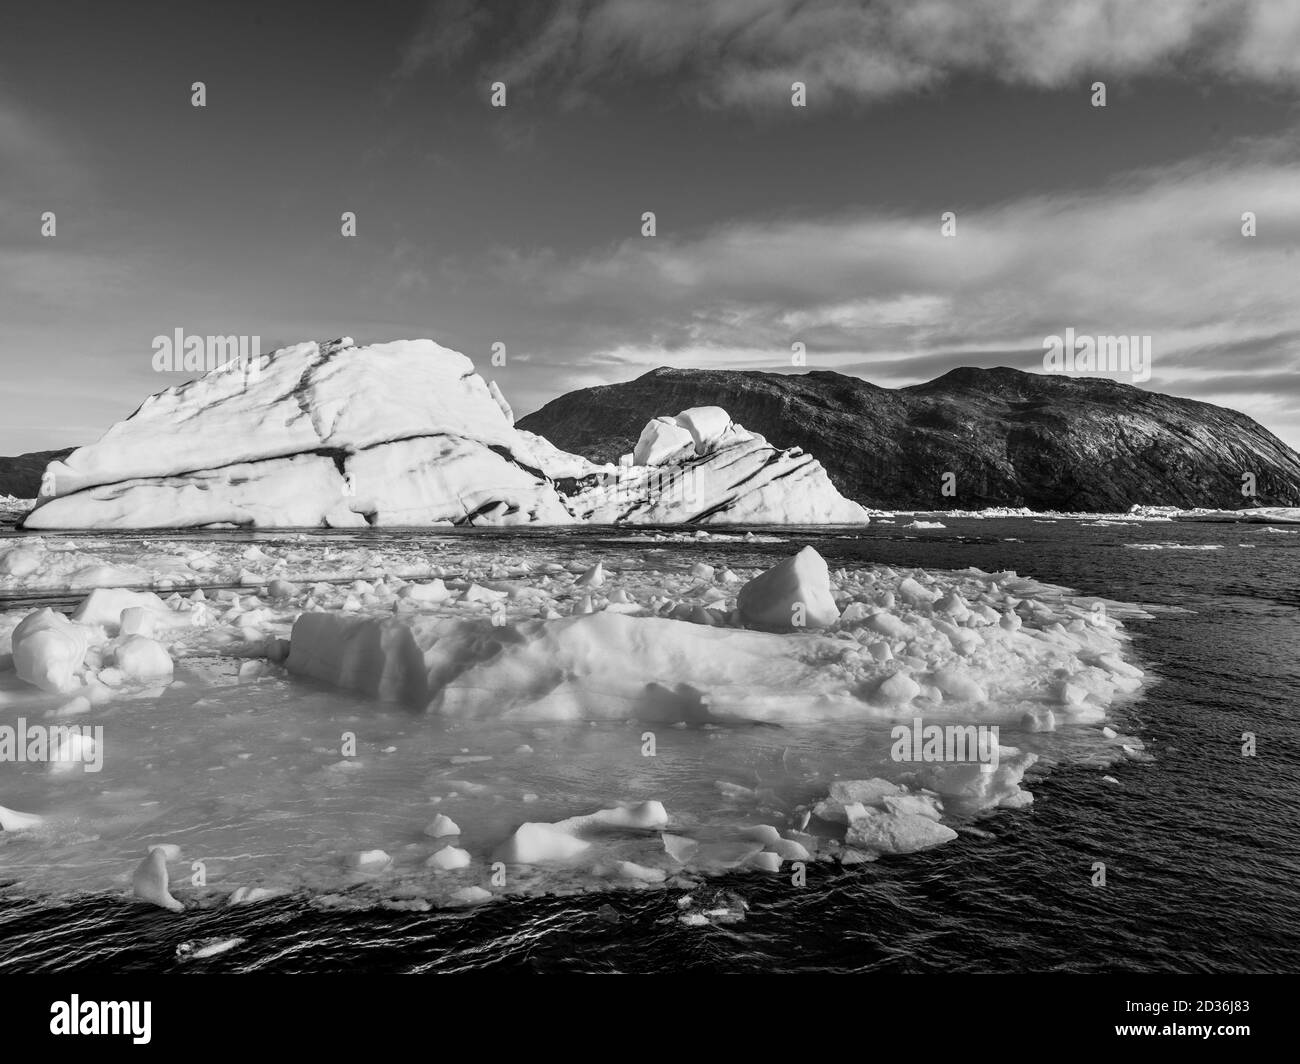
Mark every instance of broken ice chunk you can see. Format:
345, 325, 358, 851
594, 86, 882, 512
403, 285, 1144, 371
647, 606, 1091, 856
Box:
424, 814, 461, 838
843, 802, 957, 854
737, 546, 840, 631
426, 846, 471, 871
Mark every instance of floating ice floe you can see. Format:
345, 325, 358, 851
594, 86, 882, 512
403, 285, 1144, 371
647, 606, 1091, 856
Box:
5, 603, 176, 699
0, 803, 44, 832
1124, 542, 1224, 551
131, 847, 183, 912
177, 937, 245, 961
426, 846, 471, 870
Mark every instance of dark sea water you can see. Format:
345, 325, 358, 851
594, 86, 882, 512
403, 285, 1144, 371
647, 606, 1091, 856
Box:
1, 517, 1298, 974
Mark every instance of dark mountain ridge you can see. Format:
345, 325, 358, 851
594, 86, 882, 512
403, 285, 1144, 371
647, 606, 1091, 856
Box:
517, 366, 1300, 511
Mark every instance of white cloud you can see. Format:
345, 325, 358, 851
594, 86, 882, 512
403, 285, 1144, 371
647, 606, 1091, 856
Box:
419, 0, 1300, 106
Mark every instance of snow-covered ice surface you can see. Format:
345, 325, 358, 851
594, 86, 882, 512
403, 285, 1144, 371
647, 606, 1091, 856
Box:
0, 530, 1152, 911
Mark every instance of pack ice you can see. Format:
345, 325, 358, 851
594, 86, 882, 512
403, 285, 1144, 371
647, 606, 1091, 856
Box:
20, 338, 865, 529
283, 546, 1145, 727
0, 541, 1150, 907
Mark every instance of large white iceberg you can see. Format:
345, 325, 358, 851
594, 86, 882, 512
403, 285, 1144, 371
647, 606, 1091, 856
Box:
24, 339, 570, 530
43, 338, 516, 493
22, 338, 865, 529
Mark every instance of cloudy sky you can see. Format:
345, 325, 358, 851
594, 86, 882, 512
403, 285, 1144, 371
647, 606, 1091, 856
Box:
2, 0, 1298, 454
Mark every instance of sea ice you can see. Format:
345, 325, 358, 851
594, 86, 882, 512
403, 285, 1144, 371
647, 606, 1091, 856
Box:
131, 848, 183, 912
348, 850, 393, 872
114, 636, 174, 683
0, 537, 1151, 908
498, 822, 592, 863
424, 814, 461, 838
426, 846, 471, 870
72, 588, 176, 633
0, 546, 42, 578
843, 801, 958, 854
449, 886, 492, 906
0, 803, 44, 832
1173, 506, 1300, 524
179, 937, 245, 960
11, 610, 91, 693
736, 546, 840, 631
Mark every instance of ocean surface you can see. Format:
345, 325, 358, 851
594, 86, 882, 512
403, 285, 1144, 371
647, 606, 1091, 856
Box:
1, 516, 1298, 974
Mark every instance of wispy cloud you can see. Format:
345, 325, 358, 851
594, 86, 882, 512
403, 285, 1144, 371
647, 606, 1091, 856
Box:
394, 0, 494, 81
399, 0, 1300, 106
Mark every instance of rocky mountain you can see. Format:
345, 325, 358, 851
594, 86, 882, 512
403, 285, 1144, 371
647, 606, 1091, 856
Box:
0, 448, 74, 499
517, 366, 1300, 511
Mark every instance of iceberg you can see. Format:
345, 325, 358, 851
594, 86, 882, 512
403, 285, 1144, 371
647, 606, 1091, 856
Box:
736, 545, 840, 630
566, 412, 869, 525
20, 338, 866, 529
